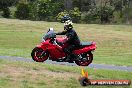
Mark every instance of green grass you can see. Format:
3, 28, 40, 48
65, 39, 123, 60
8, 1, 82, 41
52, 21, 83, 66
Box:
0, 59, 131, 88
0, 18, 132, 66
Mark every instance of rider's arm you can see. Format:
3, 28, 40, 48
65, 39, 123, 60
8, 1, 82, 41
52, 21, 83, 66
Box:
56, 30, 67, 35
63, 32, 74, 44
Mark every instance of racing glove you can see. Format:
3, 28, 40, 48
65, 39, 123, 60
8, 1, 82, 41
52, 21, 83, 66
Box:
56, 40, 64, 45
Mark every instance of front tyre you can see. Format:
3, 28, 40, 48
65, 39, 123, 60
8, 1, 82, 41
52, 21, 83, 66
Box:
31, 47, 48, 62
75, 52, 93, 66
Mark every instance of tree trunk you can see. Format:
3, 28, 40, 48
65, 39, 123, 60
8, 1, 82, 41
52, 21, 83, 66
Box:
125, 0, 130, 24
64, 0, 72, 11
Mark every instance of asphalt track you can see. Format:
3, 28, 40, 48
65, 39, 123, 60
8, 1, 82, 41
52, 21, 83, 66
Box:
0, 56, 132, 72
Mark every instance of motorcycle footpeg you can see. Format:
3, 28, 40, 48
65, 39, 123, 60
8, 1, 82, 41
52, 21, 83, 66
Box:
56, 59, 63, 62
68, 61, 74, 63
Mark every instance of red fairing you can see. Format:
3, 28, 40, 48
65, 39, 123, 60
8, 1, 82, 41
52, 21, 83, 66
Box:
36, 39, 66, 59
47, 45, 66, 59
36, 39, 50, 51
74, 42, 96, 55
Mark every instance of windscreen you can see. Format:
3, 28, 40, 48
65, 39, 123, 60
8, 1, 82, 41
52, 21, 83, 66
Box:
42, 30, 55, 41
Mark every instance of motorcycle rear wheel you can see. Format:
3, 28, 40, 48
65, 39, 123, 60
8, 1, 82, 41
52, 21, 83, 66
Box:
75, 52, 93, 66
31, 47, 48, 62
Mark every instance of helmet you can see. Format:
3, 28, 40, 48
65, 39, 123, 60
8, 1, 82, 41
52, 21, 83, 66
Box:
61, 15, 71, 23
64, 20, 73, 30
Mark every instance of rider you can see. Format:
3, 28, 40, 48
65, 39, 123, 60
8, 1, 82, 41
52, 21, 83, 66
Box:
56, 16, 81, 61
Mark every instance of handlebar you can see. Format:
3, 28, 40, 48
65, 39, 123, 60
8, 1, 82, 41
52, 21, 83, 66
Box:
54, 39, 62, 48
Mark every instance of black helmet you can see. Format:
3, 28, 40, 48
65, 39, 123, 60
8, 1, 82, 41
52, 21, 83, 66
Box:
61, 15, 71, 23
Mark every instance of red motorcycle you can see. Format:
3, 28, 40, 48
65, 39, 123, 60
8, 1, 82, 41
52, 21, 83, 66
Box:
31, 30, 96, 66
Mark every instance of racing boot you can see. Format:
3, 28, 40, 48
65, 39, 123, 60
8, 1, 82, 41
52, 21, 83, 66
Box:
65, 55, 74, 63
71, 53, 81, 61
65, 53, 80, 62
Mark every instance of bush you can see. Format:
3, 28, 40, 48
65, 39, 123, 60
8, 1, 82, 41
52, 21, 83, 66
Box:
122, 6, 132, 24
30, 0, 64, 21
15, 3, 30, 20
69, 7, 81, 23
9, 6, 17, 18
56, 7, 81, 23
37, 0, 50, 20
2, 7, 10, 18
29, 1, 38, 20
51, 2, 64, 16
56, 10, 69, 22
81, 8, 100, 24
113, 11, 123, 23
99, 6, 114, 23
81, 5, 114, 24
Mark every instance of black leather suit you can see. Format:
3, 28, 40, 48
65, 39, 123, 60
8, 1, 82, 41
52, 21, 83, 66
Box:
56, 28, 81, 59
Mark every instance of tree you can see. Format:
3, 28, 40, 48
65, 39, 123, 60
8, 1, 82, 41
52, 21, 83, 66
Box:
0, 0, 18, 18
123, 0, 130, 24
0, 0, 18, 7
30, 0, 64, 21
69, 7, 81, 23
15, 3, 30, 19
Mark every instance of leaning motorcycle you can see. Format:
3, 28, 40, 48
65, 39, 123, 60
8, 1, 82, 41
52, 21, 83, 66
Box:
31, 29, 96, 66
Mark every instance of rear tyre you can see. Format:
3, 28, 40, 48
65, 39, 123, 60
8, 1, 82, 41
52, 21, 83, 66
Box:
31, 47, 48, 62
75, 52, 93, 66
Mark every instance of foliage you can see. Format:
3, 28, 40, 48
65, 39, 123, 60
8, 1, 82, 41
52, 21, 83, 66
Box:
122, 6, 132, 24
1, 7, 10, 18
0, 0, 18, 8
56, 10, 69, 22
113, 11, 123, 23
29, 1, 38, 20
100, 5, 114, 23
37, 0, 50, 20
69, 7, 81, 23
1, 0, 132, 24
72, 0, 82, 10
81, 7, 100, 23
0, 0, 18, 18
30, 0, 64, 21
15, 3, 31, 20
56, 7, 81, 23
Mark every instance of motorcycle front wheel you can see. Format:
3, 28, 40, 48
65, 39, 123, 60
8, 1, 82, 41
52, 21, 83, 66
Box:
31, 47, 48, 62
75, 52, 93, 66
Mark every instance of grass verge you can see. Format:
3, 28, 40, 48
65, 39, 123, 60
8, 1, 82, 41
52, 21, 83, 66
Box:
0, 59, 131, 88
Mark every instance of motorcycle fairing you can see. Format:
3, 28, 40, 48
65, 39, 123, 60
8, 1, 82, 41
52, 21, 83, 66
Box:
74, 42, 96, 55
47, 45, 66, 59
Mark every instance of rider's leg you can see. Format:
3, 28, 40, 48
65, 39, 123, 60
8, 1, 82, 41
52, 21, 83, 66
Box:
64, 45, 80, 61
63, 45, 74, 61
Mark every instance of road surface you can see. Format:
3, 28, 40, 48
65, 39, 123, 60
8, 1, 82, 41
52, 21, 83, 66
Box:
0, 56, 132, 72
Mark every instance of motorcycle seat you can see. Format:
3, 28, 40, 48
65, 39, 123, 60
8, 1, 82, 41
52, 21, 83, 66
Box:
74, 42, 93, 50
81, 42, 92, 46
